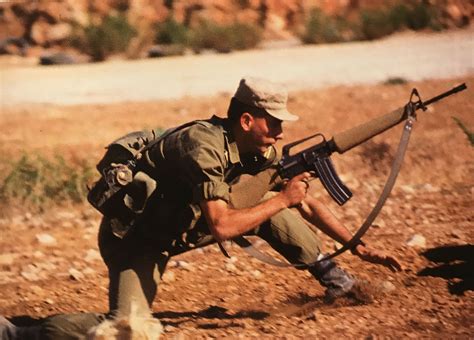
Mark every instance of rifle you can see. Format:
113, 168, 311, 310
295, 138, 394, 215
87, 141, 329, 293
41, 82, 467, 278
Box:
278, 83, 467, 205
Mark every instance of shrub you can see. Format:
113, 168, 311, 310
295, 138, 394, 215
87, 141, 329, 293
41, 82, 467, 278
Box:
190, 21, 262, 53
0, 154, 95, 208
70, 14, 137, 61
155, 17, 190, 45
301, 9, 344, 44
358, 2, 444, 41
388, 4, 411, 30
383, 77, 408, 85
406, 3, 442, 31
359, 8, 396, 40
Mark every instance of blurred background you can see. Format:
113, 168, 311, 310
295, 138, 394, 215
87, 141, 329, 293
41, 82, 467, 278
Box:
1, 0, 472, 63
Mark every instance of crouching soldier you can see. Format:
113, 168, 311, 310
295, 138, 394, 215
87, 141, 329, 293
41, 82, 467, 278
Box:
1, 77, 401, 339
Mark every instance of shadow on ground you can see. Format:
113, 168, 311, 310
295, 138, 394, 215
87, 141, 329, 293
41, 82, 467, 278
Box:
418, 244, 474, 295
154, 305, 269, 328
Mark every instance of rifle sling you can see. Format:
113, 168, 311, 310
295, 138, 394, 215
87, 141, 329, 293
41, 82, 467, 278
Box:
228, 114, 416, 268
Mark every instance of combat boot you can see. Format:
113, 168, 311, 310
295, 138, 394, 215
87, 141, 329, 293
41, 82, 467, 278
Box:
309, 255, 374, 305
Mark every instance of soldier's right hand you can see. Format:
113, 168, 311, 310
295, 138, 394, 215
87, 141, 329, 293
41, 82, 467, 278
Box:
279, 172, 311, 207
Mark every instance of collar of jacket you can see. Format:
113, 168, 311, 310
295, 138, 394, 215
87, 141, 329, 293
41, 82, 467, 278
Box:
210, 115, 242, 166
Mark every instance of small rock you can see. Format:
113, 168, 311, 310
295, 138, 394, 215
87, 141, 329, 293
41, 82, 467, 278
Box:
0, 253, 16, 266
33, 251, 45, 258
82, 267, 96, 276
226, 256, 238, 263
69, 268, 84, 281
225, 263, 238, 273
305, 311, 317, 321
251, 270, 263, 279
21, 265, 42, 281
401, 185, 416, 194
44, 298, 54, 305
30, 285, 45, 295
164, 325, 175, 332
84, 249, 101, 263
36, 233, 57, 246
380, 280, 396, 293
450, 229, 463, 239
406, 234, 426, 248
162, 271, 176, 283
175, 261, 193, 271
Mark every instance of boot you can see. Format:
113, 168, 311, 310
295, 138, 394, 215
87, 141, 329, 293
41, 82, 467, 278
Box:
309, 254, 373, 305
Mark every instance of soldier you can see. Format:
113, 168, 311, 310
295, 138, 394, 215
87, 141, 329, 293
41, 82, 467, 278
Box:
98, 76, 401, 317
1, 77, 401, 339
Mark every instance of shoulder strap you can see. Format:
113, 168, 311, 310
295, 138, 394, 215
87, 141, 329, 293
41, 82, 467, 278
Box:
137, 120, 199, 157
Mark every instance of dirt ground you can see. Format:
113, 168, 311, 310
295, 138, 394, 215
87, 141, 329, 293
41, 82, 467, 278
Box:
0, 76, 473, 338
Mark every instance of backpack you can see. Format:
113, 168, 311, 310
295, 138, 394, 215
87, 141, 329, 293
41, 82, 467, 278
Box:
87, 129, 161, 238
87, 120, 205, 238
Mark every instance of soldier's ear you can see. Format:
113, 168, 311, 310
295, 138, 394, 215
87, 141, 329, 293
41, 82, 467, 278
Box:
240, 112, 253, 132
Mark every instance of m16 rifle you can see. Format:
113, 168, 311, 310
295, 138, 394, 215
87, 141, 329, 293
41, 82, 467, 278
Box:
278, 83, 467, 205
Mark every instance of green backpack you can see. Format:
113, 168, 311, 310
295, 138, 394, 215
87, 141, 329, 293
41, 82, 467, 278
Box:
87, 129, 161, 238
88, 120, 209, 238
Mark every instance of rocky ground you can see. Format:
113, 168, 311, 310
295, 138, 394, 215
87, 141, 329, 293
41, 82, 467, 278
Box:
0, 76, 473, 338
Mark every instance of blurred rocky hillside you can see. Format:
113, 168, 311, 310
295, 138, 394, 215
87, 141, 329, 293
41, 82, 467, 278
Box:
1, 0, 472, 63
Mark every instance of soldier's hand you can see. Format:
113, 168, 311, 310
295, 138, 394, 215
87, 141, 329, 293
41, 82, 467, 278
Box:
353, 244, 403, 272
280, 172, 311, 208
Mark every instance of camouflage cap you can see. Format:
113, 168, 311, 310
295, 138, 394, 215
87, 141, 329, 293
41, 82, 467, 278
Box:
233, 77, 299, 121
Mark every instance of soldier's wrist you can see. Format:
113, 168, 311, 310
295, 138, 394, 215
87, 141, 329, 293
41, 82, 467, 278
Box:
351, 240, 366, 255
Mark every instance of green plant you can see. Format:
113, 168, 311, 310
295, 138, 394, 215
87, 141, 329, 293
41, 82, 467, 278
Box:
301, 9, 344, 44
406, 3, 432, 30
388, 3, 411, 30
359, 8, 396, 40
383, 77, 408, 85
191, 21, 262, 53
70, 14, 137, 61
155, 17, 190, 45
0, 154, 95, 208
389, 2, 442, 32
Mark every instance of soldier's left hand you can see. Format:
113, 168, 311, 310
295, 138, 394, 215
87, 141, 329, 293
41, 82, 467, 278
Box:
353, 245, 403, 272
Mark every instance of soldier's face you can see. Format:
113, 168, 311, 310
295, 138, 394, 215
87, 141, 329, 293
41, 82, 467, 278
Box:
244, 113, 283, 154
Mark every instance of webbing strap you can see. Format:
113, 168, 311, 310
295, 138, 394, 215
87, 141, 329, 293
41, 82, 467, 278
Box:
230, 114, 416, 268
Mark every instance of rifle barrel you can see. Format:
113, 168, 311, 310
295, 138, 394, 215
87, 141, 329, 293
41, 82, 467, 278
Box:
420, 83, 467, 108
